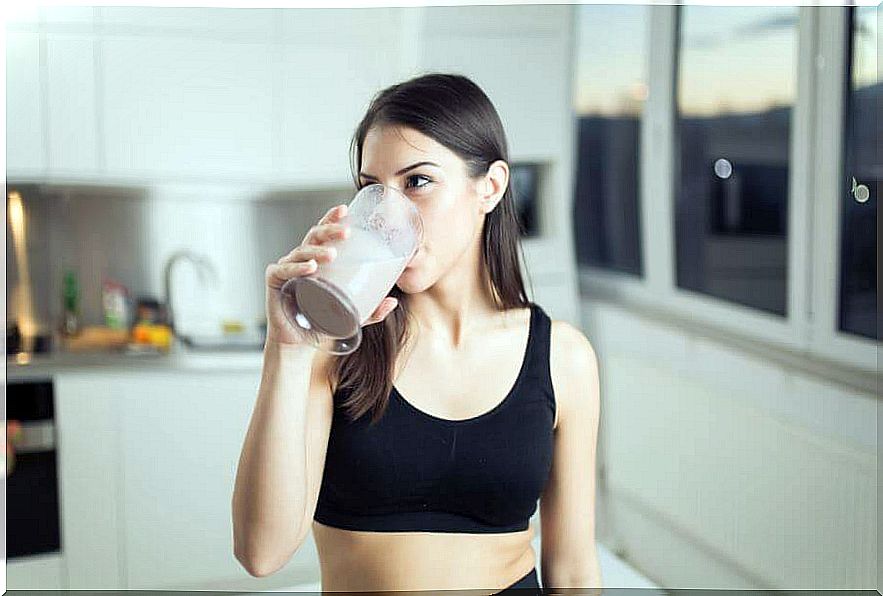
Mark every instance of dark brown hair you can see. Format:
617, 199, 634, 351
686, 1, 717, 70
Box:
330, 72, 533, 425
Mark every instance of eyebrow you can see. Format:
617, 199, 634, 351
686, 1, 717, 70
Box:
359, 161, 440, 180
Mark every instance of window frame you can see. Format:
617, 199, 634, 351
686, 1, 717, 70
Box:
575, 6, 877, 374
808, 6, 878, 371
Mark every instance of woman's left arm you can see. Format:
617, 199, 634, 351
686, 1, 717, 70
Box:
539, 321, 603, 590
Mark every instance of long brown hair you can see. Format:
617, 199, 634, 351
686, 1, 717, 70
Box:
330, 72, 533, 425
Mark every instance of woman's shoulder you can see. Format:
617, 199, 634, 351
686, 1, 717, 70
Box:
547, 312, 599, 420
548, 314, 597, 368
549, 316, 591, 346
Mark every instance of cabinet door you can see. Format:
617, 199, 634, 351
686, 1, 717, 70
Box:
102, 36, 275, 180
100, 6, 275, 37
278, 8, 404, 186
6, 29, 46, 175
117, 371, 319, 589
418, 5, 571, 162
46, 34, 99, 175
54, 373, 125, 589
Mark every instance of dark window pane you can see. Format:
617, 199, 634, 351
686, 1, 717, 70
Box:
572, 5, 647, 276
674, 7, 797, 316
839, 7, 879, 341
510, 163, 540, 238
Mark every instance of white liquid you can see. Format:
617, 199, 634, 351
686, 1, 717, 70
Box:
299, 227, 409, 334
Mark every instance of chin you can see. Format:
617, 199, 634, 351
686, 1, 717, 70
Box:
395, 270, 411, 288
396, 268, 430, 294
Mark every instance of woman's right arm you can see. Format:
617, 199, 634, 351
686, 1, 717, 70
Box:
231, 203, 346, 578
231, 203, 399, 577
232, 340, 335, 578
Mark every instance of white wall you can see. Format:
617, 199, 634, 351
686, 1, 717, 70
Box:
580, 297, 877, 589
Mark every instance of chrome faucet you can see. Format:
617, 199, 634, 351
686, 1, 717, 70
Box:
161, 249, 220, 336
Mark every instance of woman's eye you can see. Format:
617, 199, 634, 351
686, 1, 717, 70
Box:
406, 174, 432, 190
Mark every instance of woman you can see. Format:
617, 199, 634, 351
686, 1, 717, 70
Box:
233, 73, 602, 592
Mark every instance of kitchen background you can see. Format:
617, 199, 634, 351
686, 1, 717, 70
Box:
5, 2, 879, 593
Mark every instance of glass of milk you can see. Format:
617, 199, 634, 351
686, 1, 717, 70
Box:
279, 184, 423, 355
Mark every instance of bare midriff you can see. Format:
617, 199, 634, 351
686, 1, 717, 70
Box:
312, 520, 537, 593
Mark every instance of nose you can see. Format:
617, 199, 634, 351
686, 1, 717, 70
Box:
382, 183, 407, 196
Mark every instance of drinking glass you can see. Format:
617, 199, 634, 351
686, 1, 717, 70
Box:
279, 184, 423, 355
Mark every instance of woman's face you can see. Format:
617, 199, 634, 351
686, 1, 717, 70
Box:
358, 125, 489, 294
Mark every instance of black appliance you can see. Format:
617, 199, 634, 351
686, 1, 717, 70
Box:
7, 380, 62, 558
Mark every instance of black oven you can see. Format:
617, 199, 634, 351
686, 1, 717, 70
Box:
7, 379, 61, 558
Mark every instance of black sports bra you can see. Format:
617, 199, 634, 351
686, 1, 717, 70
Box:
313, 301, 556, 533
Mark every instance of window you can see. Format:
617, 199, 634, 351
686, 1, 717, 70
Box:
838, 6, 878, 340
510, 162, 540, 238
674, 7, 798, 316
576, 6, 878, 371
572, 5, 648, 276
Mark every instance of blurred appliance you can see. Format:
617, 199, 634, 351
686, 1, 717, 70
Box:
510, 162, 541, 237
7, 321, 22, 353
7, 184, 52, 352
7, 380, 62, 559
7, 321, 54, 356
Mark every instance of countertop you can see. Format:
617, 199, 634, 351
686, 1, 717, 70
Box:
6, 348, 266, 381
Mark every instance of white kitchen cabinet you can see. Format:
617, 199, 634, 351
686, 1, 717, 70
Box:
99, 6, 276, 38
418, 5, 571, 162
48, 367, 321, 591
115, 370, 256, 588
418, 4, 567, 36
420, 33, 567, 161
11, 6, 572, 188
41, 5, 96, 27
45, 34, 100, 175
97, 7, 410, 185
101, 36, 276, 181
6, 29, 46, 176
280, 6, 399, 39
277, 9, 406, 186
115, 370, 317, 589
54, 373, 125, 589
278, 42, 399, 185
6, 5, 40, 26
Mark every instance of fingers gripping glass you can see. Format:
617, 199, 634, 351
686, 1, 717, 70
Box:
279, 184, 423, 355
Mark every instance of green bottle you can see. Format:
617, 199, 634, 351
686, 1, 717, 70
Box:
62, 270, 80, 336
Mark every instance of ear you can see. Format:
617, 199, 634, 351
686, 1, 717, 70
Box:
478, 160, 510, 214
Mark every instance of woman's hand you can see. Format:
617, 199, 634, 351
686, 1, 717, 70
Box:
264, 203, 400, 346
